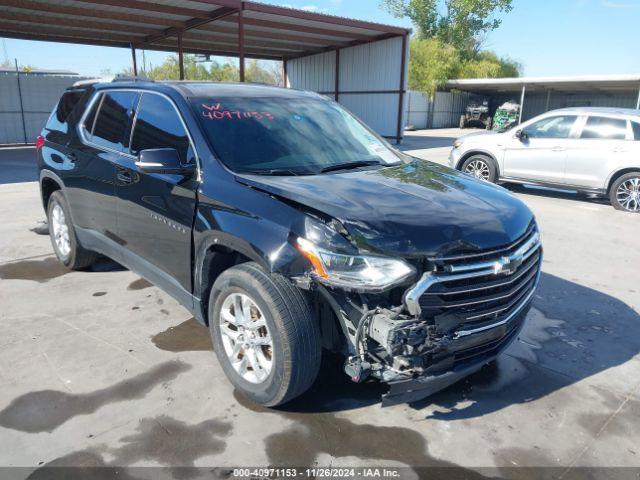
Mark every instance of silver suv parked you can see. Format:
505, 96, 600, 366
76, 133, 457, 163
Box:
450, 107, 640, 212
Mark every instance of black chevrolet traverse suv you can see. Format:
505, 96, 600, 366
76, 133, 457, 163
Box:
38, 80, 542, 406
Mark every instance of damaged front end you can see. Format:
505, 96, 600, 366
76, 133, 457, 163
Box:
303, 221, 543, 407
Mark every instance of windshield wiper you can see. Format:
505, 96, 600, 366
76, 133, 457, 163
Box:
245, 169, 305, 176
319, 160, 381, 174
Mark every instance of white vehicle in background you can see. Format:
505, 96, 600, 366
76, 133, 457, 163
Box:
449, 107, 640, 212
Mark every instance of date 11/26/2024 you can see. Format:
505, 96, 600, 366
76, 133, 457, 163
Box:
232, 468, 402, 478
202, 103, 275, 120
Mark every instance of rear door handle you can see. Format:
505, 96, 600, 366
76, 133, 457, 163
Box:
117, 171, 133, 184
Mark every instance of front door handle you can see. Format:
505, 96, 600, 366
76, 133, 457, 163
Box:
117, 171, 133, 184
552, 146, 565, 152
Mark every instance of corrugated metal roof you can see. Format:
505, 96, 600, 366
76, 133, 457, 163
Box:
447, 75, 640, 92
0, 0, 411, 60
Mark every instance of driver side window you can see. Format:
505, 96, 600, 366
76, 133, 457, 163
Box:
523, 116, 578, 139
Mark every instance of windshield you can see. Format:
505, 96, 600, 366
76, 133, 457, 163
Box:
190, 95, 402, 174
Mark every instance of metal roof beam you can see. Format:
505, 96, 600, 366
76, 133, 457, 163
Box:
184, 31, 307, 51
1, 11, 160, 36
217, 15, 374, 41
195, 24, 337, 47
288, 32, 400, 60
0, 0, 182, 27
138, 6, 238, 47
74, 0, 213, 19
243, 2, 410, 35
0, 21, 144, 43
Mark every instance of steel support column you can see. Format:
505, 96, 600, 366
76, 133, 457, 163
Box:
238, 7, 245, 82
334, 48, 340, 101
545, 90, 551, 112
282, 57, 287, 88
130, 43, 137, 76
396, 34, 407, 144
636, 86, 640, 110
518, 85, 526, 124
178, 33, 184, 80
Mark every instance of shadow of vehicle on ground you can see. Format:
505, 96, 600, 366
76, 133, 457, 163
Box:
503, 183, 611, 208
278, 272, 639, 416
399, 135, 458, 150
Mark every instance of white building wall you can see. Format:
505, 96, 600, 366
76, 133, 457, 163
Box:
286, 36, 408, 139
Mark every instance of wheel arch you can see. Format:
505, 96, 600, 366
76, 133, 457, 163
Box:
39, 170, 65, 211
456, 150, 500, 175
606, 168, 640, 194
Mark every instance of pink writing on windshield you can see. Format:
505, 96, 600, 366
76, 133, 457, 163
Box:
202, 103, 274, 121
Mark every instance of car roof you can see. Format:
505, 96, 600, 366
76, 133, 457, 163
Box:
89, 79, 324, 101
546, 106, 640, 119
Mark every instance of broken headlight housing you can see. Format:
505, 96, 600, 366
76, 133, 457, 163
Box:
296, 237, 416, 291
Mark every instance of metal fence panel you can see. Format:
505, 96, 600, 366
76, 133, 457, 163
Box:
286, 37, 407, 139
0, 72, 88, 144
405, 90, 471, 129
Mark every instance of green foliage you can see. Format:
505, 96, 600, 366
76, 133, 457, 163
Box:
125, 54, 282, 85
408, 38, 460, 94
382, 0, 513, 53
383, 0, 520, 95
408, 37, 521, 95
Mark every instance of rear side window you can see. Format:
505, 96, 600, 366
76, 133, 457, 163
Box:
130, 93, 191, 163
46, 90, 85, 133
632, 121, 640, 141
88, 91, 138, 152
523, 116, 577, 139
580, 116, 628, 140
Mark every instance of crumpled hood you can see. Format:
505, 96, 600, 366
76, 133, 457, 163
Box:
237, 161, 534, 257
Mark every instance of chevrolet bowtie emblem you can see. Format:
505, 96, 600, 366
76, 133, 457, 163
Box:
493, 255, 523, 276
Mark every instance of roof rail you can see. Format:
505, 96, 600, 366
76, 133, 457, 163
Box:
71, 78, 102, 87
111, 75, 153, 83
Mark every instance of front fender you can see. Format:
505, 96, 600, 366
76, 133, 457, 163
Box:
192, 187, 311, 304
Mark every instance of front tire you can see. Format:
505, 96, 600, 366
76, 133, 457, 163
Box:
461, 154, 498, 183
47, 191, 98, 269
208, 262, 321, 407
610, 173, 640, 213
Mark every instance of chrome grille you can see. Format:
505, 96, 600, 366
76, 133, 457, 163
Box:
404, 223, 542, 339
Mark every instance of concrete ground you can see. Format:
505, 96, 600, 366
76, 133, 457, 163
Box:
0, 132, 639, 479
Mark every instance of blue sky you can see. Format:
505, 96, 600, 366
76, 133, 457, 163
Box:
1, 0, 638, 77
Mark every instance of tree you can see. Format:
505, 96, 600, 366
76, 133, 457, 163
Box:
408, 38, 460, 94
408, 38, 521, 95
382, 0, 513, 54
121, 54, 282, 86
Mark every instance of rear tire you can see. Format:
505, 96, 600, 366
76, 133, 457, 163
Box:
609, 172, 640, 213
208, 262, 321, 407
47, 191, 98, 269
461, 154, 498, 183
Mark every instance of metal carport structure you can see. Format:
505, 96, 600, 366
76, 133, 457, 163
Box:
446, 75, 640, 124
0, 0, 411, 141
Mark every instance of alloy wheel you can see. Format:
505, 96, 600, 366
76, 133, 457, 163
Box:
51, 204, 71, 258
616, 177, 640, 212
219, 293, 273, 384
465, 159, 491, 181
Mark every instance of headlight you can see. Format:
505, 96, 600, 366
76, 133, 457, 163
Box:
453, 140, 463, 149
296, 237, 415, 291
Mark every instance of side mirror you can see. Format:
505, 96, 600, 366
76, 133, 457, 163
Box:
135, 148, 195, 175
515, 129, 528, 141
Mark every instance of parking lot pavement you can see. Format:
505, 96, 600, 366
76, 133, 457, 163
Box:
0, 137, 639, 477
399, 127, 477, 164
0, 147, 37, 185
